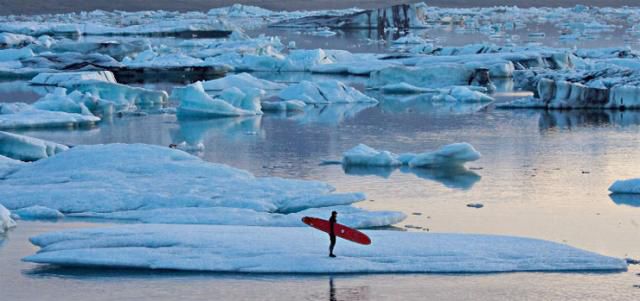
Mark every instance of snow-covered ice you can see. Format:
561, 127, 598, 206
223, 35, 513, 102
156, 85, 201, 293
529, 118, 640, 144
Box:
23, 224, 627, 273
0, 143, 403, 227
0, 131, 68, 161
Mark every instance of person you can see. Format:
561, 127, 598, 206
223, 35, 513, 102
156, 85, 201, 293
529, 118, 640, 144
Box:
329, 211, 337, 257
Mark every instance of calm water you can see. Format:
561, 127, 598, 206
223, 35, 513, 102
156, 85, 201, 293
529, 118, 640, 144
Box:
2, 20, 640, 299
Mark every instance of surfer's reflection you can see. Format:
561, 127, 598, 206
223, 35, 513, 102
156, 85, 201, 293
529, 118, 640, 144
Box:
330, 277, 336, 301
328, 277, 371, 301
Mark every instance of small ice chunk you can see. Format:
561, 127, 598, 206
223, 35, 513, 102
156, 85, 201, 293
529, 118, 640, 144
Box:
0, 131, 68, 161
13, 206, 64, 220
407, 143, 481, 168
342, 144, 401, 167
172, 82, 262, 117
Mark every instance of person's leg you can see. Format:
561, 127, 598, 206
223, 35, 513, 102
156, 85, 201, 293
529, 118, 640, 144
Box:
329, 236, 336, 257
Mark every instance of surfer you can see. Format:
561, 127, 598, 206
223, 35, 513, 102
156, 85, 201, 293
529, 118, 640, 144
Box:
329, 211, 337, 257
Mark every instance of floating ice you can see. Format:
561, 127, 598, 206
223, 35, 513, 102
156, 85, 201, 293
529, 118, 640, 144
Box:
261, 100, 306, 112
342, 143, 481, 168
24, 224, 627, 273
0, 144, 398, 227
201, 72, 286, 91
0, 131, 68, 161
71, 205, 405, 229
0, 203, 16, 234
609, 179, 640, 194
13, 206, 64, 220
278, 80, 377, 104
0, 102, 100, 129
0, 32, 35, 48
0, 47, 34, 62
172, 82, 263, 117
31, 71, 117, 86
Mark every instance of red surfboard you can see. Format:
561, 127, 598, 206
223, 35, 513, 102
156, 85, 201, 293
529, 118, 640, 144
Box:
302, 216, 371, 245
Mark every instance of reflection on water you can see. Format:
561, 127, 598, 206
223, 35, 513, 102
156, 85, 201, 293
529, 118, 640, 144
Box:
610, 194, 640, 207
539, 111, 640, 131
342, 165, 481, 190
174, 116, 263, 147
290, 103, 377, 126
376, 93, 486, 115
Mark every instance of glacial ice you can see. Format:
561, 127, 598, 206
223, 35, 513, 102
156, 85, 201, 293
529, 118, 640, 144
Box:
261, 100, 306, 112
609, 179, 640, 194
201, 72, 286, 91
23, 224, 627, 273
342, 143, 481, 168
0, 131, 68, 161
0, 143, 403, 227
31, 71, 117, 86
0, 102, 100, 129
0, 203, 16, 234
278, 80, 378, 104
172, 82, 263, 117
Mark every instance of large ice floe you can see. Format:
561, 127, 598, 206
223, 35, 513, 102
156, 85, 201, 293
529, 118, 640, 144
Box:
0, 204, 17, 234
0, 131, 68, 161
0, 143, 404, 228
23, 224, 627, 273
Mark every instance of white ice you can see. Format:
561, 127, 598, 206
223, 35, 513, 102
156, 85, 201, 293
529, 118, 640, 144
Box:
342, 143, 481, 168
172, 82, 263, 117
31, 71, 117, 86
24, 224, 627, 273
0, 143, 402, 227
0, 102, 100, 129
278, 80, 378, 104
0, 131, 68, 161
201, 72, 286, 91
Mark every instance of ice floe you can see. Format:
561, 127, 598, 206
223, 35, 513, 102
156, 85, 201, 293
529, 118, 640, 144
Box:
172, 82, 263, 117
342, 143, 481, 168
0, 102, 100, 129
0, 131, 68, 161
0, 143, 402, 227
200, 72, 286, 91
278, 80, 378, 104
23, 224, 627, 273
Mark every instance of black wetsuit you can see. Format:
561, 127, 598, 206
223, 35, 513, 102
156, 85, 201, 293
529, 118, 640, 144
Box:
329, 215, 337, 256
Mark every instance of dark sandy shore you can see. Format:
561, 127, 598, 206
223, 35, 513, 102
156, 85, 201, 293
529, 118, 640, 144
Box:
0, 0, 638, 16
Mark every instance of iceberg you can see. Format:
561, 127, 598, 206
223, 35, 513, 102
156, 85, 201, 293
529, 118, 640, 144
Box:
0, 131, 68, 161
172, 82, 262, 117
0, 203, 16, 234
32, 87, 108, 116
342, 143, 481, 168
278, 80, 378, 104
30, 71, 117, 86
0, 32, 35, 48
0, 144, 397, 227
24, 224, 627, 273
201, 72, 286, 91
261, 100, 306, 112
609, 179, 640, 194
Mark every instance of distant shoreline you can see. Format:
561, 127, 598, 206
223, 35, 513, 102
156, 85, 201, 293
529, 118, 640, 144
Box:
0, 0, 639, 16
